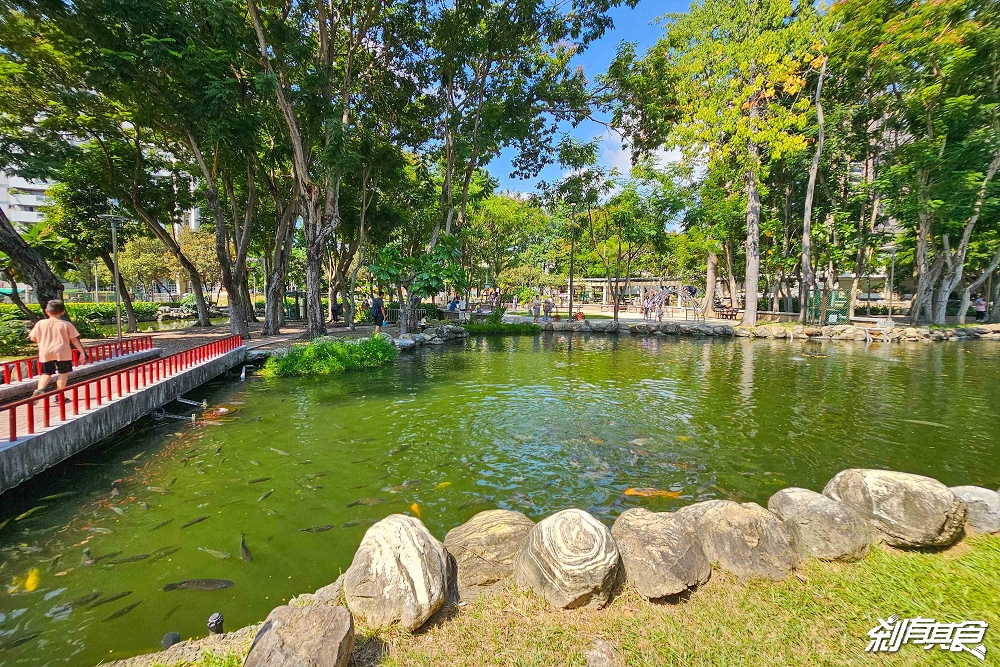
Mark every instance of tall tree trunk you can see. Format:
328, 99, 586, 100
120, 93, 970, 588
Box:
741, 167, 762, 327
2, 268, 38, 321
98, 250, 138, 332
801, 56, 826, 323
723, 238, 739, 308
991, 272, 1000, 322
704, 251, 718, 318
0, 208, 64, 308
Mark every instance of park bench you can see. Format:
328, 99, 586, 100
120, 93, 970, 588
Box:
850, 316, 895, 343
715, 307, 740, 320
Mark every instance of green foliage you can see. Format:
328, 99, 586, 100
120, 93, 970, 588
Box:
462, 322, 541, 335
0, 319, 32, 356
259, 336, 399, 379
0, 302, 160, 322
485, 305, 507, 325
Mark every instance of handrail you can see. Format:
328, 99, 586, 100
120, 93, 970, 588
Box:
1, 336, 155, 385
3, 335, 242, 442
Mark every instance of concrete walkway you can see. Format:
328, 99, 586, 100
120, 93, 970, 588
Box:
0, 344, 246, 495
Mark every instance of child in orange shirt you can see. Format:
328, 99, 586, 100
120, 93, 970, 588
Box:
30, 300, 86, 395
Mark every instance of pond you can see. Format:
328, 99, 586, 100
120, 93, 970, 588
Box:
1, 334, 998, 666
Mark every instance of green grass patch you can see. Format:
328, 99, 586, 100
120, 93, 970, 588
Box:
462, 322, 542, 335
170, 535, 1000, 667
259, 335, 398, 378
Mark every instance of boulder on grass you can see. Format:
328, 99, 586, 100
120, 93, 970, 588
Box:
949, 486, 1000, 534
343, 514, 448, 631
244, 604, 353, 667
444, 509, 534, 597
767, 487, 872, 561
823, 469, 967, 547
513, 508, 622, 609
698, 502, 799, 580
611, 508, 710, 599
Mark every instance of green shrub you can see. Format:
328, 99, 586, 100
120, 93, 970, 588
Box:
0, 301, 161, 323
462, 322, 541, 335
73, 318, 107, 339
259, 335, 399, 378
0, 319, 33, 356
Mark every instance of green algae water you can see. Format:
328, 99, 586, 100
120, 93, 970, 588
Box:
2, 335, 999, 665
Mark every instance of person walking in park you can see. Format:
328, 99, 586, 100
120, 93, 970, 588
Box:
532, 296, 541, 323
974, 295, 987, 322
543, 297, 553, 321
30, 300, 86, 397
371, 292, 386, 333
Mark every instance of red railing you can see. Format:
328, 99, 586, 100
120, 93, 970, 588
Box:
2, 336, 155, 385
3, 335, 242, 442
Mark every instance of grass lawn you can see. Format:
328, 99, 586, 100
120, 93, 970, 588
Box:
183, 535, 1000, 667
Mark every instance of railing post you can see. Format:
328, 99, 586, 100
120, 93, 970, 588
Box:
9, 407, 16, 441
43, 395, 50, 428
84, 383, 90, 410
73, 349, 79, 366
116, 373, 122, 398
27, 399, 34, 434
3, 364, 9, 384
27, 360, 34, 379
73, 386, 79, 415
59, 392, 66, 421
96, 380, 102, 405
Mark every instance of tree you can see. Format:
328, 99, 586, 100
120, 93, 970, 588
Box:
607, 0, 818, 326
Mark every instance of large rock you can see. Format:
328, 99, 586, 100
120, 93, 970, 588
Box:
513, 508, 622, 609
823, 469, 967, 547
949, 486, 1000, 534
767, 487, 872, 561
611, 508, 710, 599
343, 514, 449, 631
674, 499, 738, 524
444, 509, 534, 596
698, 502, 799, 580
244, 604, 353, 667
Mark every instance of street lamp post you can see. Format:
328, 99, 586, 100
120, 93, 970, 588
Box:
98, 214, 127, 341
888, 245, 896, 320
568, 201, 577, 319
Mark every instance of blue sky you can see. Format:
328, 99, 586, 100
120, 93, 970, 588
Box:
487, 0, 691, 194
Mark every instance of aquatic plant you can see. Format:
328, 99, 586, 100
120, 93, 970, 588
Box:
259, 335, 399, 378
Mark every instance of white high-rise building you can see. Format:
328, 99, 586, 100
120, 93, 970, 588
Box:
0, 173, 54, 226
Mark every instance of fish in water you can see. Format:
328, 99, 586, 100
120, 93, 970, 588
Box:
88, 591, 132, 608
87, 526, 113, 534
149, 546, 181, 562
152, 519, 174, 530
168, 477, 177, 486
250, 459, 261, 466
1, 631, 40, 649
56, 591, 101, 610
410, 503, 421, 519
80, 549, 95, 566
249, 477, 272, 484
240, 534, 252, 563
628, 438, 649, 446
39, 491, 75, 501
110, 506, 125, 516
198, 547, 231, 559
308, 472, 329, 479
350, 457, 371, 464
433, 481, 452, 490
623, 487, 682, 498
106, 554, 150, 564
341, 520, 359, 528
347, 498, 384, 508
257, 489, 274, 501
270, 448, 289, 456
163, 579, 234, 592
103, 601, 141, 621
139, 502, 149, 510
147, 487, 168, 494
300, 525, 335, 533
262, 508, 277, 516
676, 435, 692, 443
181, 516, 210, 529
15, 505, 47, 521
92, 551, 122, 563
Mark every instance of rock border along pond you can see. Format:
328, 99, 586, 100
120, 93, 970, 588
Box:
107, 469, 1000, 667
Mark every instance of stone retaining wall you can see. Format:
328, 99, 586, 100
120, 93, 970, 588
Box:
125, 468, 996, 667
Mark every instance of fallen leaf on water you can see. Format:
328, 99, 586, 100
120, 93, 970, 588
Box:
623, 487, 682, 498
